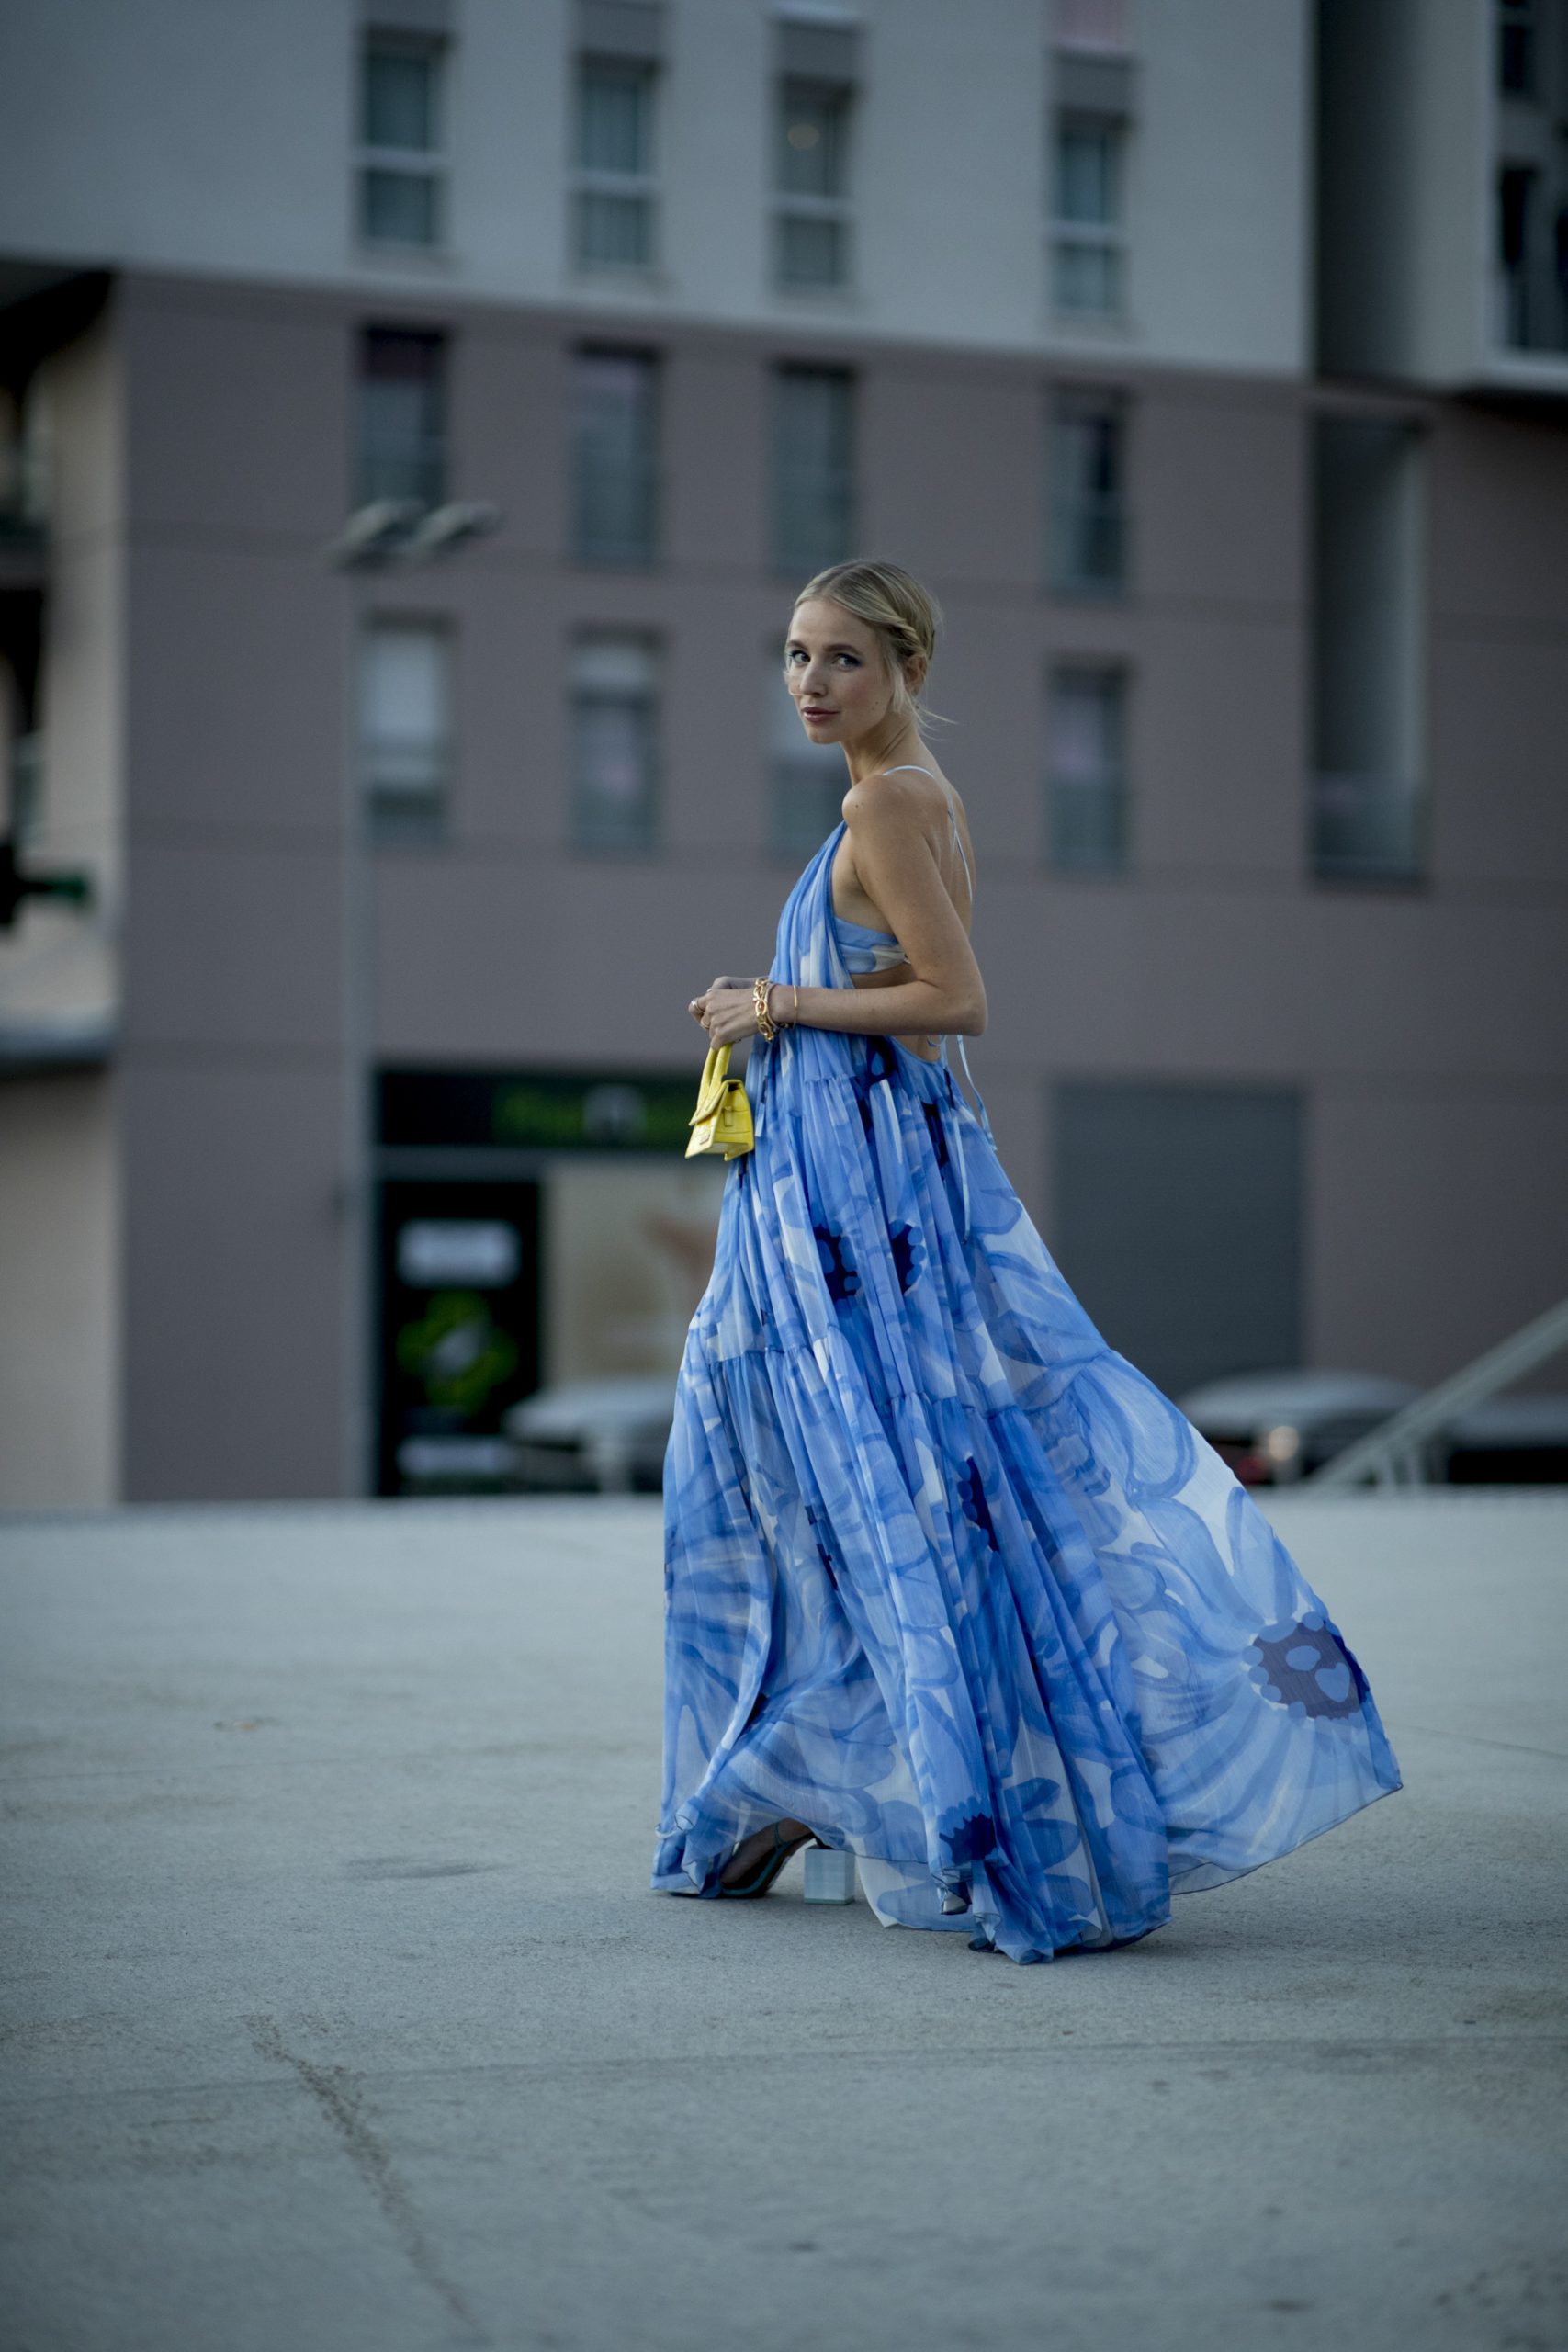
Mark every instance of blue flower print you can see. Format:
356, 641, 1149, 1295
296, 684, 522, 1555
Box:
653, 818, 1402, 1963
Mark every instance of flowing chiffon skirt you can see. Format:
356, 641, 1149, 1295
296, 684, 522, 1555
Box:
653, 826, 1401, 1963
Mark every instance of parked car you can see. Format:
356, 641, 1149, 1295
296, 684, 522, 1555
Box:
1439, 1395, 1568, 1484
502, 1375, 676, 1493
1176, 1371, 1420, 1486
1178, 1369, 1568, 1486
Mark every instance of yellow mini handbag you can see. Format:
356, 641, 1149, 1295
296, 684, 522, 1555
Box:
685, 1045, 755, 1160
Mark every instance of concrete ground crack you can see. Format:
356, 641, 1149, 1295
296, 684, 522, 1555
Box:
247, 2015, 490, 2345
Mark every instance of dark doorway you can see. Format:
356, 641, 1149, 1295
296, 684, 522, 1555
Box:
376, 1180, 542, 1496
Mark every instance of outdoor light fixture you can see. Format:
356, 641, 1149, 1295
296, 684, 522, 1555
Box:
394, 500, 503, 563
329, 499, 502, 571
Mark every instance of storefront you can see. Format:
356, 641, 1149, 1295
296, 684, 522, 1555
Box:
374, 1066, 728, 1497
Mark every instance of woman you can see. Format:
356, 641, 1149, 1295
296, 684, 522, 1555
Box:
653, 558, 1400, 1964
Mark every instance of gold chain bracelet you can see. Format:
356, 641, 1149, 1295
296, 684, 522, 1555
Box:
753, 976, 779, 1040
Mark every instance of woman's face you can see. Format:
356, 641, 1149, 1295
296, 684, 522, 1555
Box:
784, 598, 901, 745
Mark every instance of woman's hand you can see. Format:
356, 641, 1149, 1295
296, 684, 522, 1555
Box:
688, 977, 755, 1032
689, 978, 767, 1048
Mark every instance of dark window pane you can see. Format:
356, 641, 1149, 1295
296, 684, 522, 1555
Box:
361, 168, 440, 247
1048, 665, 1126, 871
1498, 0, 1536, 94
776, 82, 848, 198
773, 367, 855, 575
360, 620, 450, 845
1048, 393, 1126, 594
573, 351, 659, 564
359, 330, 446, 508
572, 639, 660, 854
363, 44, 437, 152
577, 62, 653, 175
1055, 119, 1119, 224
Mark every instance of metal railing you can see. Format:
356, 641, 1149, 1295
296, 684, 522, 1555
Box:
1303, 1294, 1568, 1489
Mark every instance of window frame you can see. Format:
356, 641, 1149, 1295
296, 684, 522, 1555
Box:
773, 75, 855, 292
1045, 658, 1130, 875
1046, 384, 1130, 600
356, 325, 448, 513
356, 29, 449, 253
569, 629, 663, 857
770, 361, 856, 578
571, 53, 660, 274
359, 613, 455, 849
570, 345, 662, 568
1049, 109, 1128, 319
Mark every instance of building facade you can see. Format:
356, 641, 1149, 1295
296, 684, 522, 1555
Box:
1, 0, 1565, 1505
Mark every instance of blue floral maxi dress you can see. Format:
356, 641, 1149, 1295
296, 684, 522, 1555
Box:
653, 822, 1401, 1963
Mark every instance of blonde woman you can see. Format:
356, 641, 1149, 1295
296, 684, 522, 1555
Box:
653, 559, 1400, 1962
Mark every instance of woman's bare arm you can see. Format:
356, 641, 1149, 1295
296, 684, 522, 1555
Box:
693, 776, 987, 1046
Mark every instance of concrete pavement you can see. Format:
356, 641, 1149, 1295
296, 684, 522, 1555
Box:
1, 1491, 1565, 2352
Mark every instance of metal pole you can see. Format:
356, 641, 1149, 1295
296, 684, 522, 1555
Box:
329, 501, 502, 1498
339, 564, 373, 1498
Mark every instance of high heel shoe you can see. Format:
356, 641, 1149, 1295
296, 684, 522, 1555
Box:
716, 1821, 821, 1899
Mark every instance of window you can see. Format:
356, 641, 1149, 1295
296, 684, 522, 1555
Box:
574, 57, 658, 268
358, 33, 446, 248
1047, 663, 1126, 871
774, 77, 853, 289
1495, 164, 1568, 353
1055, 1082, 1303, 1397
1047, 388, 1127, 596
1498, 0, 1538, 94
570, 634, 660, 854
1310, 414, 1425, 883
360, 619, 451, 843
1051, 114, 1126, 316
358, 329, 446, 510
767, 656, 842, 857
572, 349, 660, 566
772, 365, 854, 577
1498, 165, 1540, 347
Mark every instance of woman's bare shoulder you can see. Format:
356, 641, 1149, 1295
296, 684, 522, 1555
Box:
840, 765, 958, 832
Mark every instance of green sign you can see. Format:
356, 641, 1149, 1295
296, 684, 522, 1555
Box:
379, 1067, 698, 1152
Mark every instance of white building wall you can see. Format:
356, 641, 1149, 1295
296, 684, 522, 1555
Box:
0, 0, 1311, 373
1133, 0, 1311, 374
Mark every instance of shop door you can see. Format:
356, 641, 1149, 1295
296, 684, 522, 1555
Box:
376, 1181, 541, 1496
